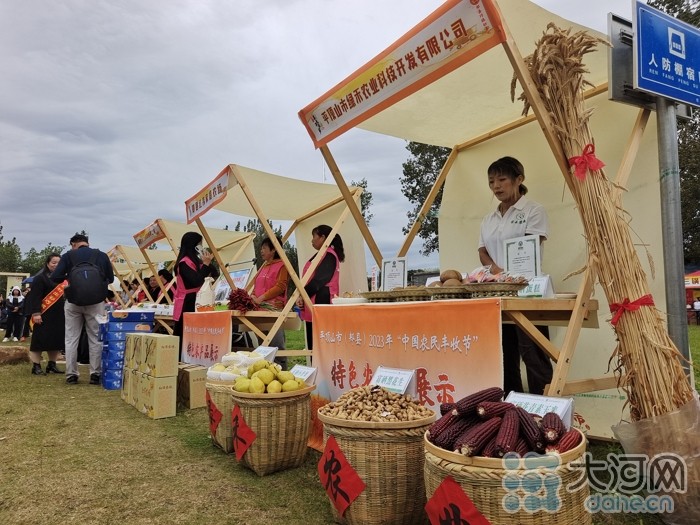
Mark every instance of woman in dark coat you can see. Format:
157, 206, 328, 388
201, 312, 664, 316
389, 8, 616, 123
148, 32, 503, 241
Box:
26, 253, 65, 375
172, 232, 219, 358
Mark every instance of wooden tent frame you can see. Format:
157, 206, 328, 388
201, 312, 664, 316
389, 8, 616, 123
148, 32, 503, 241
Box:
187, 164, 362, 356
301, 0, 648, 397
108, 245, 179, 308
132, 219, 256, 334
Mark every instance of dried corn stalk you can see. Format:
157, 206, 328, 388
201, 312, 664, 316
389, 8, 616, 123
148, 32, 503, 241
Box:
512, 24, 693, 420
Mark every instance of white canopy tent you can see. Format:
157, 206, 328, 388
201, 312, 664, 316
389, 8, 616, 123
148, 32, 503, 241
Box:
299, 0, 664, 437
185, 164, 369, 349
133, 218, 256, 306
108, 244, 178, 306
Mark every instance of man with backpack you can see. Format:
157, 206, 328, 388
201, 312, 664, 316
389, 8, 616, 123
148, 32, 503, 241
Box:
51, 234, 114, 385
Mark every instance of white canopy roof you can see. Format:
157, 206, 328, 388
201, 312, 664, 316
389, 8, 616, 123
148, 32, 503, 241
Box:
108, 245, 175, 277
133, 218, 256, 271
185, 164, 368, 296
186, 164, 359, 222
301, 0, 608, 149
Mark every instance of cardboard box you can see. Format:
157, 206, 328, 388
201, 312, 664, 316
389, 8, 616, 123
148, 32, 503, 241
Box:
108, 310, 156, 323
142, 334, 179, 377
126, 333, 146, 371
138, 374, 176, 419
120, 367, 131, 403
177, 364, 207, 409
154, 304, 174, 317
129, 369, 141, 407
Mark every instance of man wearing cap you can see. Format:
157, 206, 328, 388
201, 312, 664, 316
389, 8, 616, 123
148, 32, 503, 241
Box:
51, 234, 114, 385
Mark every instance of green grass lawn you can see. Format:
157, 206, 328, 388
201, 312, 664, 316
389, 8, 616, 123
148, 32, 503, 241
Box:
0, 326, 696, 525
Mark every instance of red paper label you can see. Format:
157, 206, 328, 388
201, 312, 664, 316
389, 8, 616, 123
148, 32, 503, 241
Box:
231, 404, 256, 461
425, 476, 491, 525
318, 435, 365, 516
206, 391, 222, 437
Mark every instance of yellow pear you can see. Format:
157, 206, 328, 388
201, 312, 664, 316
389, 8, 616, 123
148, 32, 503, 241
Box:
266, 380, 282, 394
252, 359, 268, 373
249, 376, 266, 394
266, 362, 281, 375
282, 380, 300, 392
277, 371, 295, 384
254, 368, 275, 385
234, 377, 251, 393
295, 378, 307, 389
212, 363, 227, 372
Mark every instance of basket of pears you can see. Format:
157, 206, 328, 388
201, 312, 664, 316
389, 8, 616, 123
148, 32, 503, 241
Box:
230, 359, 316, 476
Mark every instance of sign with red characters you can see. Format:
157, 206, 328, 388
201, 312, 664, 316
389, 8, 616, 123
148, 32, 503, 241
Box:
318, 435, 366, 516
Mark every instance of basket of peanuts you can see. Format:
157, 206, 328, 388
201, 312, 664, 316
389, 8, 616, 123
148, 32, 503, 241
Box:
423, 387, 591, 525
317, 385, 436, 525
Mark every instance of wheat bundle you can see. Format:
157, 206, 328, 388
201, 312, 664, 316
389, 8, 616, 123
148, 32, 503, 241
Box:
512, 24, 694, 420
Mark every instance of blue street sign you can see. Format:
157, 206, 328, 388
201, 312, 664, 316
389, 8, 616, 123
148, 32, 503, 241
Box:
633, 0, 700, 107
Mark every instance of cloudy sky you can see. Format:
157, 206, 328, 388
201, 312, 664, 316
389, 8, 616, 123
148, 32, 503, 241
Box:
1, 0, 638, 270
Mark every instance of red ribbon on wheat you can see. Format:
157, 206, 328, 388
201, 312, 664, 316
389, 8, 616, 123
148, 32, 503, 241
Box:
609, 294, 655, 327
568, 143, 605, 181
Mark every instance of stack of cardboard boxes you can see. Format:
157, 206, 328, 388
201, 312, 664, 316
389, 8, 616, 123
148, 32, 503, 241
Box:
121, 332, 179, 419
100, 311, 155, 390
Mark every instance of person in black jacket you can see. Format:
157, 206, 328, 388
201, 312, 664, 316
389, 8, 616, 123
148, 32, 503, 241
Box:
26, 253, 65, 375
3, 287, 24, 342
295, 225, 345, 350
172, 232, 219, 358
51, 234, 114, 385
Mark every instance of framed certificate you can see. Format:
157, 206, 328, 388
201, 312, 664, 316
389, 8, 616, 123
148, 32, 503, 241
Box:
504, 235, 541, 279
381, 257, 407, 291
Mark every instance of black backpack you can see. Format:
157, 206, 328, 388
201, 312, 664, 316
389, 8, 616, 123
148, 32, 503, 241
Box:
65, 250, 108, 306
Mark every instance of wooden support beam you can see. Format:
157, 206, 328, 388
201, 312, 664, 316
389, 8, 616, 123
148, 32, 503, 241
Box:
555, 375, 624, 396
495, 5, 575, 193
546, 264, 596, 396
614, 108, 651, 206
320, 145, 384, 266
398, 148, 458, 258
455, 83, 608, 152
504, 310, 560, 362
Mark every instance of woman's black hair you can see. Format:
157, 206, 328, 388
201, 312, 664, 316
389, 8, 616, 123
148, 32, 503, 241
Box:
174, 231, 203, 275
487, 156, 528, 195
260, 237, 282, 260
158, 268, 174, 282
312, 224, 345, 263
44, 252, 61, 270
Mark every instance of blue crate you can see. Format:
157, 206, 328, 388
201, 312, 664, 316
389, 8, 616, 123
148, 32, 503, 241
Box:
107, 310, 156, 323
103, 368, 123, 382
104, 340, 126, 352
102, 348, 125, 361
102, 376, 123, 390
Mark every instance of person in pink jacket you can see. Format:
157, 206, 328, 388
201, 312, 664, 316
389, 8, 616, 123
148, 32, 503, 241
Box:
296, 225, 344, 350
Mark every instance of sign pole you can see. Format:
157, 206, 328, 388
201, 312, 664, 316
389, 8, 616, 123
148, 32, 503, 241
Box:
656, 96, 691, 379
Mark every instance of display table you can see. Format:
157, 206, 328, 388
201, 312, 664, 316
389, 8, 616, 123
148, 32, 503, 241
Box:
312, 295, 600, 405
228, 310, 307, 358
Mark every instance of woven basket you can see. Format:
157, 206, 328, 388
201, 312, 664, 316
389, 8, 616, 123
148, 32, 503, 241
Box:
428, 286, 473, 300
423, 430, 591, 525
231, 385, 315, 476
390, 288, 432, 302
359, 291, 396, 303
206, 381, 236, 453
462, 282, 528, 298
319, 412, 435, 525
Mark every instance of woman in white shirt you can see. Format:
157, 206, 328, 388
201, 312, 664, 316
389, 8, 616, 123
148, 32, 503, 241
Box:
478, 156, 553, 395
